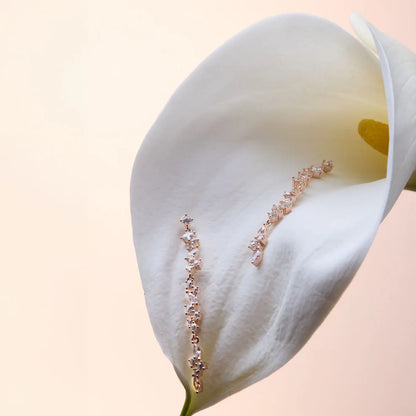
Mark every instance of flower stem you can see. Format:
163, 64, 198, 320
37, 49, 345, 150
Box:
180, 388, 192, 416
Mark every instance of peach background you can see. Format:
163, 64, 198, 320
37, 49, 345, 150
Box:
0, 1, 415, 415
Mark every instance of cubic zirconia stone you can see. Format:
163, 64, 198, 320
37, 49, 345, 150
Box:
280, 198, 293, 214
251, 249, 263, 266
193, 311, 201, 321
255, 231, 267, 247
248, 240, 259, 251
187, 293, 198, 304
185, 237, 199, 250
185, 248, 199, 262
322, 159, 334, 172
181, 231, 194, 242
189, 357, 198, 368
258, 225, 267, 234
190, 321, 199, 332
180, 214, 194, 225
312, 166, 323, 178
196, 361, 207, 371
193, 344, 202, 359
185, 304, 196, 315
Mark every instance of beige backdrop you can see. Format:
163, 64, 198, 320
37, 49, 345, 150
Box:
1, 1, 415, 415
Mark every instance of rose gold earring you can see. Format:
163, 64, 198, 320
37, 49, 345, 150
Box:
248, 160, 334, 266
180, 214, 208, 393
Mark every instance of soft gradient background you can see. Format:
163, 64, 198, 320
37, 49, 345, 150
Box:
1, 1, 415, 415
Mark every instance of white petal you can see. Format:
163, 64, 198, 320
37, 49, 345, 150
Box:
350, 13, 416, 214
130, 13, 412, 413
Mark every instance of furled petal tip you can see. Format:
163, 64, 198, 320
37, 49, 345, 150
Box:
350, 12, 416, 199
131, 13, 416, 414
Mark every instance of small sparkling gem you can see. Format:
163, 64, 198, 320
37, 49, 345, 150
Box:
268, 205, 283, 223
190, 321, 199, 332
258, 225, 267, 234
248, 240, 259, 251
180, 214, 194, 225
185, 258, 202, 274
193, 310, 201, 320
251, 249, 263, 266
185, 237, 200, 250
185, 304, 196, 315
279, 198, 293, 214
196, 361, 207, 371
188, 357, 198, 368
186, 285, 199, 297
267, 211, 278, 223
283, 190, 298, 202
255, 231, 267, 247
322, 159, 334, 172
185, 248, 199, 263
311, 166, 323, 178
185, 265, 195, 274
292, 177, 306, 191
193, 344, 202, 359
187, 292, 198, 304
181, 231, 195, 242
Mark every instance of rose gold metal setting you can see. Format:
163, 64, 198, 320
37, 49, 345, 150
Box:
180, 214, 207, 393
248, 160, 334, 266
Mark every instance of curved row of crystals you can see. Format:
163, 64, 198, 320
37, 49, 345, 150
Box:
180, 214, 208, 393
248, 160, 334, 266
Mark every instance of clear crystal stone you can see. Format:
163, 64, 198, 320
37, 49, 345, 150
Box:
180, 214, 194, 225
187, 292, 198, 304
186, 285, 199, 296
188, 356, 198, 368
190, 321, 199, 332
181, 231, 194, 242
248, 240, 259, 251
185, 236, 199, 250
193, 344, 202, 359
258, 225, 267, 234
311, 166, 324, 178
185, 304, 196, 315
322, 160, 334, 172
185, 264, 196, 274
280, 198, 292, 208
185, 248, 199, 262
185, 258, 202, 274
197, 361, 207, 371
255, 231, 267, 246
193, 310, 201, 320
251, 249, 263, 266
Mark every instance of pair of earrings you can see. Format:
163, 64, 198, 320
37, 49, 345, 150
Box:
179, 159, 334, 393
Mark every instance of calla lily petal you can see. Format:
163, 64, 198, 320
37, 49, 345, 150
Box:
131, 13, 415, 414
351, 12, 416, 204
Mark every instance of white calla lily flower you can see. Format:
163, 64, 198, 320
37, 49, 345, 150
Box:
130, 13, 416, 415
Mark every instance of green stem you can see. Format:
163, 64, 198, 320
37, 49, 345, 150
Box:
179, 388, 192, 416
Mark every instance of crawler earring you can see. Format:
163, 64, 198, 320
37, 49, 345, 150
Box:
248, 160, 334, 266
180, 214, 208, 393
